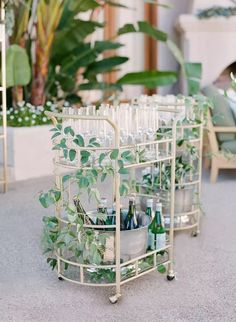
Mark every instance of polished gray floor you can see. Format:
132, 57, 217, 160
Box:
0, 170, 236, 322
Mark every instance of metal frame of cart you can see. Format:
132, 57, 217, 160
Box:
46, 108, 177, 304
0, 3, 7, 192
153, 101, 204, 236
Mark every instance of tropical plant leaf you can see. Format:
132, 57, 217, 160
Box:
167, 40, 202, 95
117, 71, 178, 88
84, 56, 129, 77
6, 44, 31, 88
167, 39, 185, 68
118, 23, 137, 35
52, 20, 103, 61
94, 41, 124, 53
138, 21, 167, 42
79, 82, 122, 91
118, 21, 167, 42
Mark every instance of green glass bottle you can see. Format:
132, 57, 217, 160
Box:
155, 202, 166, 250
112, 202, 124, 230
124, 197, 138, 230
146, 199, 154, 250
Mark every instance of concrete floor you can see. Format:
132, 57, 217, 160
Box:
0, 170, 236, 322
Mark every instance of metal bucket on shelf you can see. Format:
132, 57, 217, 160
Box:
100, 212, 150, 263
161, 187, 194, 214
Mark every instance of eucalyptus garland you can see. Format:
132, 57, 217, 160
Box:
197, 6, 236, 19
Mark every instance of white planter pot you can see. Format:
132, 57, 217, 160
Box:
0, 125, 54, 181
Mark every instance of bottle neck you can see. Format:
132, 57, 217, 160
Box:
155, 211, 162, 226
128, 202, 135, 216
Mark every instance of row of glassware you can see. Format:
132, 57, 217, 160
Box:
60, 94, 196, 148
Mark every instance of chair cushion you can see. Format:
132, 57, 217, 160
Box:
221, 140, 236, 154
202, 85, 236, 142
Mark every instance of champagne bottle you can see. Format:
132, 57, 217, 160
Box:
73, 195, 93, 225
96, 197, 108, 225
155, 202, 166, 250
112, 202, 124, 230
124, 197, 138, 230
146, 199, 154, 250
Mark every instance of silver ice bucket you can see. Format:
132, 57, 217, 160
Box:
102, 212, 150, 263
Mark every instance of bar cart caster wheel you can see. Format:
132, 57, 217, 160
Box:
191, 231, 198, 237
58, 276, 63, 281
167, 275, 175, 281
109, 294, 120, 304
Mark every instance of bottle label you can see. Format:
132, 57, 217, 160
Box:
148, 232, 155, 250
156, 233, 166, 250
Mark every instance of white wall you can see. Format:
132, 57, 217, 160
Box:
158, 0, 190, 94
117, 1, 145, 99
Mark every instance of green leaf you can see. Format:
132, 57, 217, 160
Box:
63, 149, 68, 159
53, 190, 61, 202
121, 150, 133, 162
184, 63, 202, 95
110, 149, 119, 160
118, 21, 167, 42
50, 127, 58, 132
118, 159, 124, 168
79, 176, 89, 188
69, 149, 76, 161
81, 151, 91, 164
91, 168, 98, 178
138, 21, 167, 41
99, 152, 106, 165
185, 62, 202, 79
118, 167, 129, 175
84, 56, 129, 77
47, 258, 57, 270
167, 39, 185, 67
177, 139, 185, 147
101, 172, 107, 182
64, 126, 75, 137
118, 71, 178, 88
60, 138, 67, 149
79, 82, 122, 91
53, 20, 103, 60
6, 44, 31, 88
73, 134, 85, 147
51, 132, 61, 140
88, 137, 100, 147
118, 23, 136, 35
69, 0, 99, 12
167, 40, 202, 95
39, 193, 48, 208
62, 174, 71, 183
94, 41, 124, 53
52, 144, 61, 151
